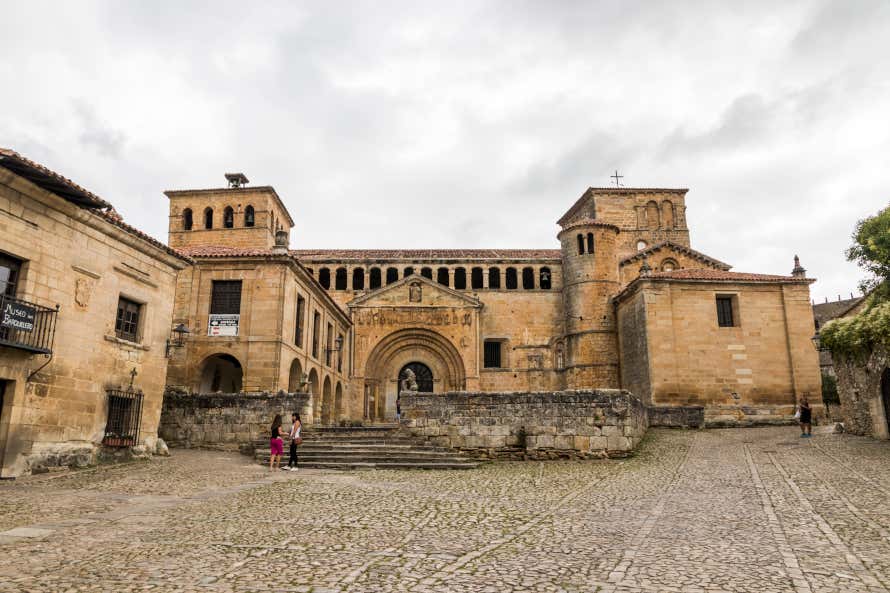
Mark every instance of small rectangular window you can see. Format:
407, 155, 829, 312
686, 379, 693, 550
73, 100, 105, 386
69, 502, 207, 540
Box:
484, 340, 503, 368
115, 296, 142, 342
295, 295, 305, 347
210, 280, 242, 314
716, 295, 737, 327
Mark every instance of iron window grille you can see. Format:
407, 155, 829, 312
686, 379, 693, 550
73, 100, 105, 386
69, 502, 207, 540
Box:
484, 340, 503, 368
210, 280, 242, 315
716, 296, 735, 327
0, 294, 58, 354
115, 297, 142, 342
103, 388, 144, 447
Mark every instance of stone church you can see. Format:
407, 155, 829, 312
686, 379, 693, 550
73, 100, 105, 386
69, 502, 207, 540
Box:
167, 179, 821, 427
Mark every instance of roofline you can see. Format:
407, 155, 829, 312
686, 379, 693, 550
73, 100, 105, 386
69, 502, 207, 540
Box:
347, 272, 482, 308
613, 273, 815, 304
290, 250, 563, 263
557, 186, 689, 226
163, 185, 295, 227
620, 241, 732, 270
0, 148, 113, 210
557, 220, 620, 234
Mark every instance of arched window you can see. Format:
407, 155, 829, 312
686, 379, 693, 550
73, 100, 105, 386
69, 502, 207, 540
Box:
223, 206, 234, 228
577, 234, 585, 255
539, 267, 551, 290
586, 233, 594, 254
244, 205, 255, 227
454, 268, 467, 290
522, 267, 535, 289
488, 267, 501, 289
335, 268, 347, 290
386, 267, 399, 285
403, 267, 414, 277
182, 208, 193, 231
661, 259, 678, 272
318, 268, 331, 289
662, 201, 675, 230
646, 200, 660, 230
637, 240, 648, 251
352, 268, 365, 290
437, 267, 449, 286
421, 267, 433, 280
204, 207, 213, 229
506, 268, 518, 289
369, 268, 382, 289
471, 267, 484, 289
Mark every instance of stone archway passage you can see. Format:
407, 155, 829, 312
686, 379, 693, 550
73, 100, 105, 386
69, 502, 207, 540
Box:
321, 377, 333, 425
364, 328, 466, 421
287, 359, 304, 392
198, 354, 243, 393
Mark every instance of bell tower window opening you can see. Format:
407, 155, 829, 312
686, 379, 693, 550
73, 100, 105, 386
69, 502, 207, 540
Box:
421, 267, 433, 280
470, 267, 483, 289
204, 207, 213, 230
318, 268, 331, 290
182, 208, 193, 231
577, 234, 585, 255
403, 266, 414, 278
488, 267, 501, 289
223, 206, 234, 229
586, 233, 594, 254
335, 268, 347, 290
244, 205, 255, 227
352, 268, 365, 290
369, 268, 382, 289
522, 267, 534, 289
505, 268, 518, 290
454, 268, 467, 290
539, 267, 551, 290
437, 267, 449, 286
386, 267, 399, 285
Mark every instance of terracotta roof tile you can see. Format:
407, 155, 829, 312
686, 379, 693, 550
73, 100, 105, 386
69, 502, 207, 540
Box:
94, 210, 192, 263
644, 268, 809, 282
620, 241, 731, 270
290, 249, 563, 261
557, 218, 620, 233
0, 147, 113, 209
176, 246, 279, 258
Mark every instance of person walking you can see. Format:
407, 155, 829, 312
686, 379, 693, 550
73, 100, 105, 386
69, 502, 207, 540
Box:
269, 414, 285, 471
798, 398, 812, 438
396, 394, 402, 423
285, 413, 302, 471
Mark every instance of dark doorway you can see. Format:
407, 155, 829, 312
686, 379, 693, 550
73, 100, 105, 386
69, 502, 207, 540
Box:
398, 362, 433, 393
882, 368, 890, 433
0, 380, 8, 474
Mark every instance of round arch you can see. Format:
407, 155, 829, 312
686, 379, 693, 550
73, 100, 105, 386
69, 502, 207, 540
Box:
334, 382, 344, 423
307, 368, 320, 423
321, 377, 333, 425
197, 353, 243, 393
287, 359, 304, 392
363, 328, 466, 421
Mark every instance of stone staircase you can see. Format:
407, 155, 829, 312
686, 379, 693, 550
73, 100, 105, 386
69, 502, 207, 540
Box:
252, 424, 481, 470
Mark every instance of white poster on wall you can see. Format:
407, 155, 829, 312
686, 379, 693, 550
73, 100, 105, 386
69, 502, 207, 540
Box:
208, 314, 239, 336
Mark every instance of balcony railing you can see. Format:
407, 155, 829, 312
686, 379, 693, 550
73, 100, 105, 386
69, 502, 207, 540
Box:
0, 294, 58, 354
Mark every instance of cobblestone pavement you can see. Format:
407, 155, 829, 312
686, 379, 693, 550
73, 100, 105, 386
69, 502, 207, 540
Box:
1, 428, 890, 592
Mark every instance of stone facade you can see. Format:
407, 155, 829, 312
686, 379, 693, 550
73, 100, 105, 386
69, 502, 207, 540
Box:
400, 389, 647, 458
0, 149, 189, 477
158, 390, 311, 449
832, 348, 890, 439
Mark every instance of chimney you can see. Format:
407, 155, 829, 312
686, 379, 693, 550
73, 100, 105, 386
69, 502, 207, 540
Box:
791, 255, 806, 279
272, 229, 290, 254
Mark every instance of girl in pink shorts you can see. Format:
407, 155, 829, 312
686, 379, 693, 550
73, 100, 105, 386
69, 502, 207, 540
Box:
269, 414, 285, 471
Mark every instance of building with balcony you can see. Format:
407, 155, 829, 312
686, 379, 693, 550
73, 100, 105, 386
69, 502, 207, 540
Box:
0, 149, 190, 477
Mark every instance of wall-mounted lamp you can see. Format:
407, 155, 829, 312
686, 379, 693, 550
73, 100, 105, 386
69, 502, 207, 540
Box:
326, 335, 344, 353
165, 323, 190, 358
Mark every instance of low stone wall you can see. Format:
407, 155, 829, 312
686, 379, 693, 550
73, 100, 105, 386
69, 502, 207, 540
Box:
400, 389, 647, 459
833, 348, 890, 439
649, 406, 704, 428
159, 390, 311, 450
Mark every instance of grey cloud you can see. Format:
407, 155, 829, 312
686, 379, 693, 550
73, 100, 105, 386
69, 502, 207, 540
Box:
73, 100, 126, 158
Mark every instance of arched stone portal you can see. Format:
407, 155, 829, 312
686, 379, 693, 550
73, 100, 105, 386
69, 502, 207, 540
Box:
322, 377, 333, 425
307, 369, 319, 423
364, 328, 466, 421
287, 359, 304, 392
198, 354, 243, 393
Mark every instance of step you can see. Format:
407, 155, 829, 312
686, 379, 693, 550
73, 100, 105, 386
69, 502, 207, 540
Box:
259, 454, 475, 464
281, 461, 480, 470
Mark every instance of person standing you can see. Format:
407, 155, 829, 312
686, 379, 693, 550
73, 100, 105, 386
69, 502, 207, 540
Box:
798, 398, 812, 438
269, 414, 285, 471
285, 413, 302, 471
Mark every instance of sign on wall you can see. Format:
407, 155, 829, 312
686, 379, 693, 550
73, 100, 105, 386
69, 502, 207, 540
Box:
208, 314, 239, 336
1, 301, 35, 332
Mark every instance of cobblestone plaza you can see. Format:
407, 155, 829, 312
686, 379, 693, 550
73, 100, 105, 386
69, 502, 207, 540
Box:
2, 427, 890, 593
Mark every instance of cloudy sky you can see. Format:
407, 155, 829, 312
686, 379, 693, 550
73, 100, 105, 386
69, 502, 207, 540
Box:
2, 0, 888, 302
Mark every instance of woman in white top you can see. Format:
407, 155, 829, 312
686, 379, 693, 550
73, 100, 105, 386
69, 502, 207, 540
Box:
285, 413, 302, 471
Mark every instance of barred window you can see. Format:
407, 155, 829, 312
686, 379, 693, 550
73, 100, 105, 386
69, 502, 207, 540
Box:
716, 296, 737, 328
210, 281, 242, 315
484, 340, 503, 368
115, 297, 142, 342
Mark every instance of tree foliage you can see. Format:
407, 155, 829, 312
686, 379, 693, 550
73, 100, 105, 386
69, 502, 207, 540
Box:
846, 205, 890, 301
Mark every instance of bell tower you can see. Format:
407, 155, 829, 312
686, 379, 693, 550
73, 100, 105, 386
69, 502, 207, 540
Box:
557, 218, 621, 389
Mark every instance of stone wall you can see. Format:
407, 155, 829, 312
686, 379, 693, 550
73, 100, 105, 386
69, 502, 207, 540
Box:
400, 389, 647, 458
648, 406, 704, 428
833, 348, 890, 439
158, 390, 310, 450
